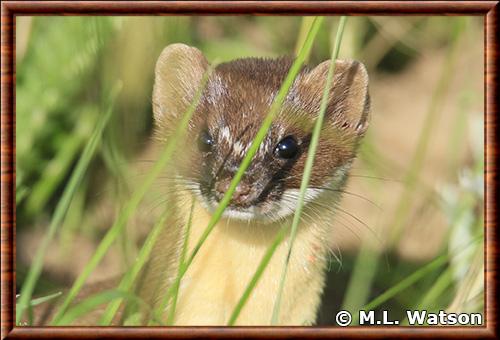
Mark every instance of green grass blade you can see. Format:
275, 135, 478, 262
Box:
294, 17, 316, 60
25, 123, 88, 215
50, 65, 216, 325
158, 17, 325, 317
57, 290, 161, 326
165, 197, 195, 325
361, 255, 448, 314
388, 18, 465, 245
98, 207, 172, 325
358, 235, 482, 323
15, 84, 121, 325
224, 16, 328, 326
227, 225, 289, 326
15, 185, 29, 206
341, 18, 465, 318
27, 292, 63, 307
399, 268, 453, 325
341, 242, 379, 316
271, 16, 347, 325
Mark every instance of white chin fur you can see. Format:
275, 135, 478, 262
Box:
199, 188, 324, 223
221, 208, 264, 221
187, 163, 351, 223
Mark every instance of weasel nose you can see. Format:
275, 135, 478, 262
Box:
215, 180, 251, 205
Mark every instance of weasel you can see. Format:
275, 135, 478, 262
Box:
137, 43, 370, 326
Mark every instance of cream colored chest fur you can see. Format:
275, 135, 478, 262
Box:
169, 201, 329, 326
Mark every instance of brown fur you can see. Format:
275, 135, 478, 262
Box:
153, 44, 369, 217
138, 44, 370, 325
29, 43, 370, 327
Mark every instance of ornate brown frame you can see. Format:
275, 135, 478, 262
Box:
1, 1, 497, 339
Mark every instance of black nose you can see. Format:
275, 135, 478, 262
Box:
215, 179, 252, 206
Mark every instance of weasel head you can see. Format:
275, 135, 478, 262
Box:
152, 44, 370, 223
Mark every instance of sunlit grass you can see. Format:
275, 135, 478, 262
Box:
98, 206, 172, 325
359, 234, 482, 325
15, 16, 484, 326
341, 18, 475, 324
56, 289, 161, 325
16, 84, 121, 325
271, 16, 347, 325
165, 197, 195, 325
50, 64, 217, 325
156, 17, 325, 324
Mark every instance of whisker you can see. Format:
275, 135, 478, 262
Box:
349, 173, 402, 183
308, 186, 381, 210
326, 244, 343, 272
301, 198, 382, 246
304, 204, 363, 243
284, 193, 370, 241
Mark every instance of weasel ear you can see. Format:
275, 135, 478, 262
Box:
153, 43, 208, 129
303, 59, 370, 134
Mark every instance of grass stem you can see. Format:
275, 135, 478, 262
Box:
341, 18, 465, 320
158, 17, 325, 319
50, 64, 215, 325
98, 207, 172, 325
16, 84, 120, 325
227, 225, 289, 326
165, 197, 195, 325
271, 16, 347, 325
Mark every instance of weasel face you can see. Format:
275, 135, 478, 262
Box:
153, 44, 370, 223
194, 121, 311, 222
180, 59, 366, 223
189, 84, 311, 222
193, 125, 349, 222
189, 110, 348, 223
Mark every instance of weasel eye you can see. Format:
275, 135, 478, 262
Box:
275, 135, 299, 159
198, 130, 214, 152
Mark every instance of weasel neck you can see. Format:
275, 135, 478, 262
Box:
164, 191, 332, 325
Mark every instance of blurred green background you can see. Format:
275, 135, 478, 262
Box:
16, 16, 484, 325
